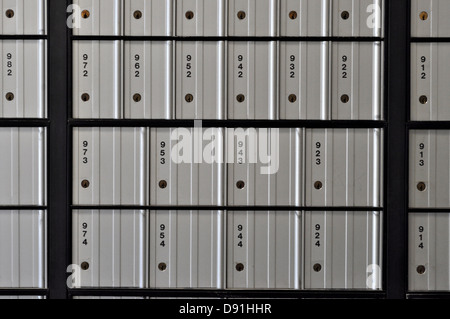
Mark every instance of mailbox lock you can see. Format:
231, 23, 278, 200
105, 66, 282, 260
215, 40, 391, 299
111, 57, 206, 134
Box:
289, 11, 298, 20
314, 181, 323, 190
81, 10, 90, 19
236, 180, 245, 190
133, 93, 142, 103
81, 180, 90, 189
158, 263, 167, 271
417, 182, 426, 192
81, 262, 90, 271
419, 11, 428, 21
416, 265, 426, 275
185, 11, 194, 20
159, 180, 168, 189
237, 11, 246, 20
5, 92, 14, 101
236, 263, 245, 272
341, 11, 350, 20
133, 10, 142, 20
341, 94, 350, 104
236, 94, 245, 103
419, 95, 428, 105
81, 93, 90, 102
313, 263, 322, 272
185, 94, 194, 103
288, 94, 297, 103
5, 9, 14, 18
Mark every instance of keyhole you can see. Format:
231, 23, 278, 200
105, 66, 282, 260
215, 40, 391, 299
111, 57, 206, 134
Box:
236, 263, 245, 272
159, 180, 168, 189
5, 9, 14, 18
134, 10, 142, 19
237, 11, 246, 20
81, 180, 90, 189
185, 94, 194, 103
5, 92, 14, 101
419, 95, 428, 104
236, 94, 245, 103
313, 263, 322, 272
81, 93, 90, 102
416, 265, 426, 275
236, 181, 245, 190
289, 11, 298, 20
419, 11, 428, 21
341, 11, 350, 20
133, 93, 142, 102
158, 263, 167, 271
185, 11, 194, 20
288, 94, 297, 103
417, 182, 426, 192
81, 10, 90, 19
341, 94, 350, 104
81, 262, 90, 270
314, 181, 323, 190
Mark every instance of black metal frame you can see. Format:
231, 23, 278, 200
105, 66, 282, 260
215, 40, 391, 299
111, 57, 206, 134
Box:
0, 0, 415, 299
406, 1, 450, 301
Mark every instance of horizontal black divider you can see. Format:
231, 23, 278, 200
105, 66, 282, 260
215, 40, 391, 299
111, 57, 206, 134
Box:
408, 122, 450, 129
407, 292, 450, 299
70, 205, 384, 211
0, 119, 50, 127
69, 119, 388, 129
0, 206, 48, 211
0, 35, 47, 40
68, 288, 385, 299
409, 208, 450, 213
411, 37, 450, 43
0, 289, 47, 296
71, 35, 385, 42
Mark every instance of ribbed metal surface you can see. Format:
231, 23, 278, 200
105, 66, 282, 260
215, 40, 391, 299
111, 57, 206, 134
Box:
305, 128, 383, 207
331, 41, 383, 120
0, 40, 46, 118
227, 128, 302, 206
409, 213, 450, 291
411, 43, 450, 121
73, 41, 123, 119
149, 210, 224, 288
0, 0, 46, 35
304, 211, 382, 290
124, 41, 174, 119
0, 210, 46, 288
125, 0, 174, 36
280, 41, 329, 120
73, 0, 123, 36
228, 0, 279, 37
411, 0, 450, 38
227, 211, 301, 289
280, 0, 330, 37
176, 41, 226, 120
0, 127, 46, 206
72, 210, 148, 288
73, 127, 149, 206
150, 128, 225, 206
228, 41, 278, 120
176, 0, 226, 36
409, 130, 450, 208
332, 0, 384, 37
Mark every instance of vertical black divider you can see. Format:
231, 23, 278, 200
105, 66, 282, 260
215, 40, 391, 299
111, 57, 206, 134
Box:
48, 0, 69, 299
386, 0, 408, 299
